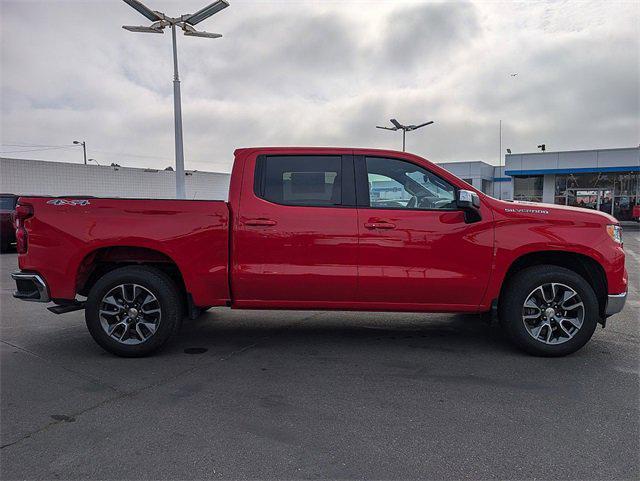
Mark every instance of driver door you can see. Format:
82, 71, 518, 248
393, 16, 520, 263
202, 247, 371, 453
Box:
355, 155, 494, 310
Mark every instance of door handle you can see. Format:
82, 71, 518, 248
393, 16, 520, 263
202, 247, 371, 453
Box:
364, 222, 396, 230
245, 219, 277, 227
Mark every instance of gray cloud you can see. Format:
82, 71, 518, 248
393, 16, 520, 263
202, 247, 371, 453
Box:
1, 0, 638, 173
381, 2, 480, 69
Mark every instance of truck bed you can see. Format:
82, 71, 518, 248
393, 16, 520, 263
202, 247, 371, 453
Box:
17, 197, 230, 306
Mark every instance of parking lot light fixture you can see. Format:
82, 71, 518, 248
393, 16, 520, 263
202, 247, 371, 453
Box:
121, 0, 230, 199
376, 119, 434, 152
73, 140, 87, 165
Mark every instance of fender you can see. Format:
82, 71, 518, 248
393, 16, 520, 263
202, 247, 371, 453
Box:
481, 242, 610, 310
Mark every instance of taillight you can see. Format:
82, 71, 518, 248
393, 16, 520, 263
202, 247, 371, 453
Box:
15, 204, 33, 222
14, 204, 33, 254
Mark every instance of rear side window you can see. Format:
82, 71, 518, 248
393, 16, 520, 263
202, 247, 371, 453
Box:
255, 155, 343, 206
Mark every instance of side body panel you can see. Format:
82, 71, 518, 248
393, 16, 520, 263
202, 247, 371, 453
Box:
230, 149, 359, 308
17, 198, 230, 306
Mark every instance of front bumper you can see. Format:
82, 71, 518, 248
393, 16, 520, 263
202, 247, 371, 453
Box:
11, 271, 50, 302
605, 292, 627, 316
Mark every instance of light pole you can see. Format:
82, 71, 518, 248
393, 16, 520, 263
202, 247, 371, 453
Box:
121, 0, 229, 199
376, 119, 434, 152
73, 140, 87, 165
88, 158, 100, 166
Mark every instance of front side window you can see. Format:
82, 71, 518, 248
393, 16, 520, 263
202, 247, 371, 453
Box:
256, 155, 342, 207
365, 157, 456, 210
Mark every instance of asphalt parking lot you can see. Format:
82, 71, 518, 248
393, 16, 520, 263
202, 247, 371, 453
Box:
1, 227, 638, 480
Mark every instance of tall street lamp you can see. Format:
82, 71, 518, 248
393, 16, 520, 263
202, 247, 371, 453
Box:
376, 119, 434, 152
73, 140, 87, 165
121, 0, 229, 199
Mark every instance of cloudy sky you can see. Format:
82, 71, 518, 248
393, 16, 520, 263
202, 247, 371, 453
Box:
1, 0, 638, 173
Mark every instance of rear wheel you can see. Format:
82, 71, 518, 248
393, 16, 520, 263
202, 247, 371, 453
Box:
85, 266, 182, 357
499, 265, 599, 356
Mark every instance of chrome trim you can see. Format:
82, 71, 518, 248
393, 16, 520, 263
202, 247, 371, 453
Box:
605, 292, 627, 316
11, 271, 50, 302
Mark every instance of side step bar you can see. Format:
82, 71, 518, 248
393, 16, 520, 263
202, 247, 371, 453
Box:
48, 301, 85, 315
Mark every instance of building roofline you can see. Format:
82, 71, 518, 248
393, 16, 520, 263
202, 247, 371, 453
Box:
437, 160, 498, 166
505, 146, 640, 157
0, 157, 230, 175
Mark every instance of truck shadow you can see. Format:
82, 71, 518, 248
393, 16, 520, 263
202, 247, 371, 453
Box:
174, 310, 517, 357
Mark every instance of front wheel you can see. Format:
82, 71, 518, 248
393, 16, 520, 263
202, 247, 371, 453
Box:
499, 265, 599, 357
85, 266, 182, 357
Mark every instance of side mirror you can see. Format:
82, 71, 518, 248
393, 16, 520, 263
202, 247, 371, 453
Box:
457, 189, 481, 223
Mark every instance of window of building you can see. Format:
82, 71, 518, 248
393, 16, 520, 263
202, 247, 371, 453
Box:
553, 171, 639, 221
365, 157, 456, 210
513, 175, 543, 202
481, 179, 492, 195
256, 155, 342, 206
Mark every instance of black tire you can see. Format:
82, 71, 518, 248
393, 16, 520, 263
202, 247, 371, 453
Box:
499, 265, 599, 357
85, 266, 182, 357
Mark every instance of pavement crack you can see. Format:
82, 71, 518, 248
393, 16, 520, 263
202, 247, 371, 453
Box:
0, 329, 280, 450
0, 339, 123, 394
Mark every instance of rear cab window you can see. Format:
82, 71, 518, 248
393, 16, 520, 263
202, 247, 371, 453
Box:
254, 155, 355, 207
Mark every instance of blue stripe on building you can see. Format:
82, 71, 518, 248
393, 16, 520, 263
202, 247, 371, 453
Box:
505, 166, 640, 176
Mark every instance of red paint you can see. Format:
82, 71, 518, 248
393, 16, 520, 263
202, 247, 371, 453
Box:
15, 147, 627, 312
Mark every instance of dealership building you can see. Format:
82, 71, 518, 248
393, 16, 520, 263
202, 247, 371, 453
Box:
2, 145, 638, 221
439, 146, 639, 221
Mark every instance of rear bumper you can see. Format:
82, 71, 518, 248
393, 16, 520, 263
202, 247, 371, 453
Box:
11, 271, 50, 302
605, 292, 627, 317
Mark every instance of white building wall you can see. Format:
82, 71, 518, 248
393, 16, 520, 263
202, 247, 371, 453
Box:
437, 160, 517, 200
493, 166, 513, 200
0, 158, 231, 200
505, 147, 640, 173
596, 148, 640, 168
542, 175, 556, 203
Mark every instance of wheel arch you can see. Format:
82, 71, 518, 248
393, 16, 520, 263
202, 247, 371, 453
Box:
498, 250, 608, 318
76, 246, 187, 302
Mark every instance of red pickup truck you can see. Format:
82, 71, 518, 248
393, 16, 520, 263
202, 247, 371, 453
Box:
11, 148, 627, 357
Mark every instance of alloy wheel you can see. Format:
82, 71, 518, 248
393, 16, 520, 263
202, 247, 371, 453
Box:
522, 283, 585, 345
99, 284, 161, 345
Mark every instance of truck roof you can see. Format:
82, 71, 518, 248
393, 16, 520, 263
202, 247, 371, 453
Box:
233, 146, 435, 162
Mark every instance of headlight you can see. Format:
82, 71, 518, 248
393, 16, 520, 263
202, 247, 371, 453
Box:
606, 224, 623, 244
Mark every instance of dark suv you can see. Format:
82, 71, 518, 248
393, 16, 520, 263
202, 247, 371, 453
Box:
0, 194, 17, 252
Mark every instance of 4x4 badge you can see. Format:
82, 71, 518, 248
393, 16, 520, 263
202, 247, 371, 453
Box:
47, 199, 90, 206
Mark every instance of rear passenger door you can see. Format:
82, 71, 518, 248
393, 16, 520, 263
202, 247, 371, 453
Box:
233, 153, 359, 308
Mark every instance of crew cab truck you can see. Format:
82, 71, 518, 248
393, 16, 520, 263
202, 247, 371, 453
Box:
11, 148, 627, 357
